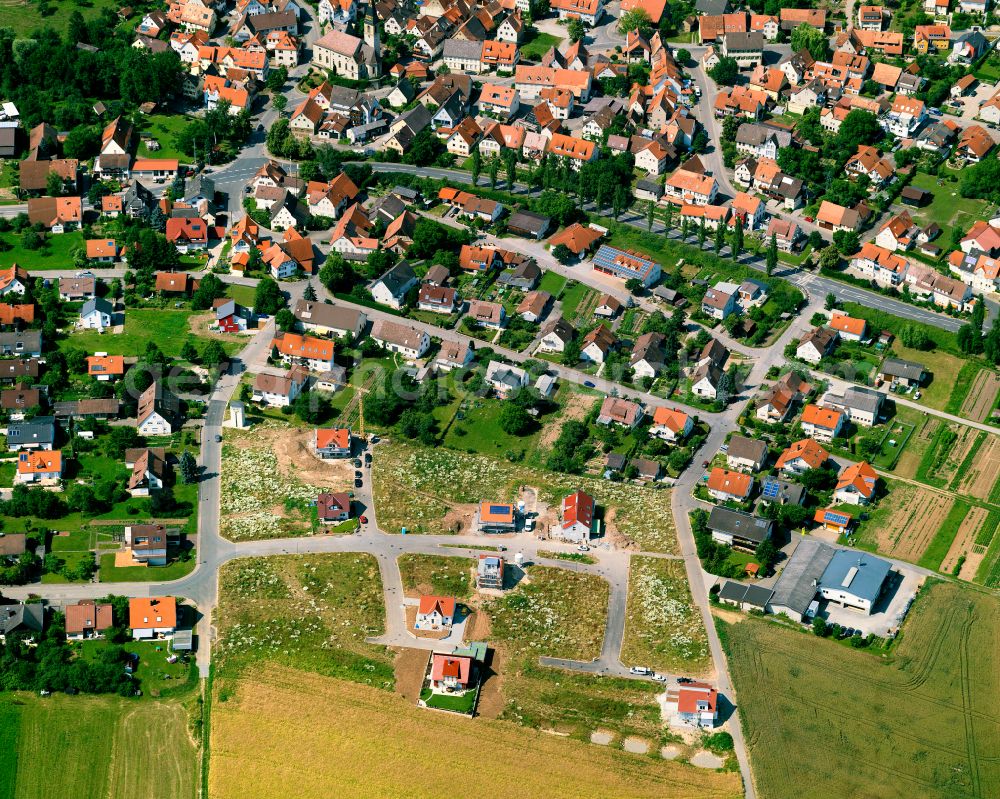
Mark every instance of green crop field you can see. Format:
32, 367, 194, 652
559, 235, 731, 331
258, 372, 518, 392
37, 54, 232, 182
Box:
721, 581, 1000, 799
0, 692, 197, 799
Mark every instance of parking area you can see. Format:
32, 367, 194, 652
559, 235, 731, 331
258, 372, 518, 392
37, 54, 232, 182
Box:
818, 563, 925, 638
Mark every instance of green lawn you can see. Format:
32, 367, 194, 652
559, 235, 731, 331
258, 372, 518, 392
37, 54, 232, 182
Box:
520, 30, 562, 61
889, 342, 967, 411
559, 281, 595, 319
98, 551, 197, 583
420, 687, 477, 714
537, 270, 567, 296
443, 398, 542, 460
0, 231, 85, 270
59, 308, 229, 358
226, 282, 257, 309
918, 500, 969, 571
136, 114, 194, 163
901, 170, 994, 247
0, 0, 122, 35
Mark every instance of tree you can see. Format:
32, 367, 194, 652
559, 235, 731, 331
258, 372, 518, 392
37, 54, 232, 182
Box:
303, 282, 317, 301
625, 278, 644, 295
832, 230, 860, 255
812, 616, 828, 637
818, 245, 841, 271
617, 8, 652, 34
272, 94, 287, 114
179, 451, 198, 484
698, 216, 707, 246
180, 341, 199, 363
471, 148, 482, 185
275, 308, 296, 332
552, 243, 574, 264
791, 23, 829, 60
647, 200, 655, 231
567, 17, 586, 42
899, 323, 931, 351
293, 390, 332, 424
190, 273, 225, 310
319, 251, 354, 293
677, 48, 690, 64
960, 158, 1000, 202
45, 170, 64, 197
498, 402, 533, 435
825, 292, 838, 311
265, 65, 288, 92
755, 538, 778, 573
254, 277, 285, 315
201, 339, 228, 368
488, 158, 499, 190
708, 57, 739, 86
766, 232, 778, 276
503, 148, 517, 189
714, 221, 725, 254
731, 217, 744, 259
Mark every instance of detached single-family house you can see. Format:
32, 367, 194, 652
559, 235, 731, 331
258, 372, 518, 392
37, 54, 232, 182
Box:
775, 438, 828, 474
370, 319, 430, 359
650, 407, 692, 442
65, 600, 114, 641
707, 506, 772, 550
878, 358, 926, 388
706, 468, 754, 502
79, 298, 114, 331
800, 404, 845, 442
559, 490, 594, 542
316, 427, 351, 458
415, 595, 456, 630
596, 396, 643, 428
834, 461, 878, 505
129, 596, 177, 639
796, 326, 838, 364
317, 491, 352, 523
726, 435, 768, 472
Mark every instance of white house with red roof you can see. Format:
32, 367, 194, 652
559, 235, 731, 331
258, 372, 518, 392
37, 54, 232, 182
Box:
415, 595, 456, 630
559, 490, 594, 542
316, 427, 351, 458
429, 652, 473, 690
670, 681, 719, 728
650, 407, 693, 442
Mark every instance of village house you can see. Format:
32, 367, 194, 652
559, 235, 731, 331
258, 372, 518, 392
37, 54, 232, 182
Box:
775, 438, 828, 475
796, 326, 838, 364
596, 396, 644, 428
16, 449, 62, 484
800, 404, 845, 442
834, 461, 879, 505
123, 523, 171, 565
370, 260, 417, 308
706, 468, 754, 502
316, 427, 352, 458
726, 435, 768, 472
317, 491, 352, 523
129, 596, 177, 639
293, 301, 366, 340
370, 319, 430, 359
65, 600, 114, 641
708, 506, 772, 550
415, 595, 456, 630
822, 386, 885, 427
559, 490, 594, 542
650, 407, 693, 442
581, 324, 617, 363
137, 381, 180, 436
252, 367, 308, 407
537, 317, 576, 353
484, 361, 528, 397
127, 448, 169, 497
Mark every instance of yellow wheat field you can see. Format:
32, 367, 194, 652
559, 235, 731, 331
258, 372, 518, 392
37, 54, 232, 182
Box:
210, 665, 742, 799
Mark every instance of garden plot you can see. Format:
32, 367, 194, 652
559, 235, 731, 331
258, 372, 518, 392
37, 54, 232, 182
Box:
953, 433, 1000, 500
959, 369, 1000, 423
620, 557, 710, 675
918, 423, 979, 488
941, 506, 989, 576
220, 423, 346, 541
894, 416, 939, 479
536, 391, 597, 451
862, 485, 954, 562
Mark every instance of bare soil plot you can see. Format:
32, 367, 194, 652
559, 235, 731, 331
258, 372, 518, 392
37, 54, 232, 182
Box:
895, 416, 939, 479
941, 506, 989, 575
392, 647, 430, 703
959, 368, 1000, 423
954, 434, 1000, 500
865, 486, 954, 562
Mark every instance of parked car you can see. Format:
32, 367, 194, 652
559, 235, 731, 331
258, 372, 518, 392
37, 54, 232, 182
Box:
630, 666, 651, 676
359, 515, 368, 524
578, 544, 591, 552
354, 479, 363, 488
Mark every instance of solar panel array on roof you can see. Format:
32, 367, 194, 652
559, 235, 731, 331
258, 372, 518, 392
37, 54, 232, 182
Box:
762, 478, 780, 499
825, 511, 851, 525
592, 245, 658, 281
490, 504, 511, 515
